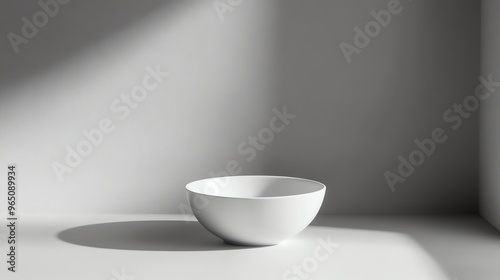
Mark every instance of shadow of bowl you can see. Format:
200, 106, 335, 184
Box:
57, 220, 260, 251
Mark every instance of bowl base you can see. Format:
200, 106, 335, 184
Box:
223, 239, 279, 247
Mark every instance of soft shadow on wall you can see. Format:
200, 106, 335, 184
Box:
0, 1, 201, 214
0, 0, 280, 214
263, 0, 480, 214
0, 0, 180, 91
0, 0, 480, 215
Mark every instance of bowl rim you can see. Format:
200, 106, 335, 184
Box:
185, 175, 326, 200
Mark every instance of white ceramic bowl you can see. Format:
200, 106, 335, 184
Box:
186, 175, 326, 246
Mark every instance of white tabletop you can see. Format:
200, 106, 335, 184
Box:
1, 214, 499, 280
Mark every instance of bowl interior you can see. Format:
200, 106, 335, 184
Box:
186, 176, 325, 199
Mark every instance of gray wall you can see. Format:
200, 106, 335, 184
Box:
481, 0, 500, 229
0, 0, 479, 214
